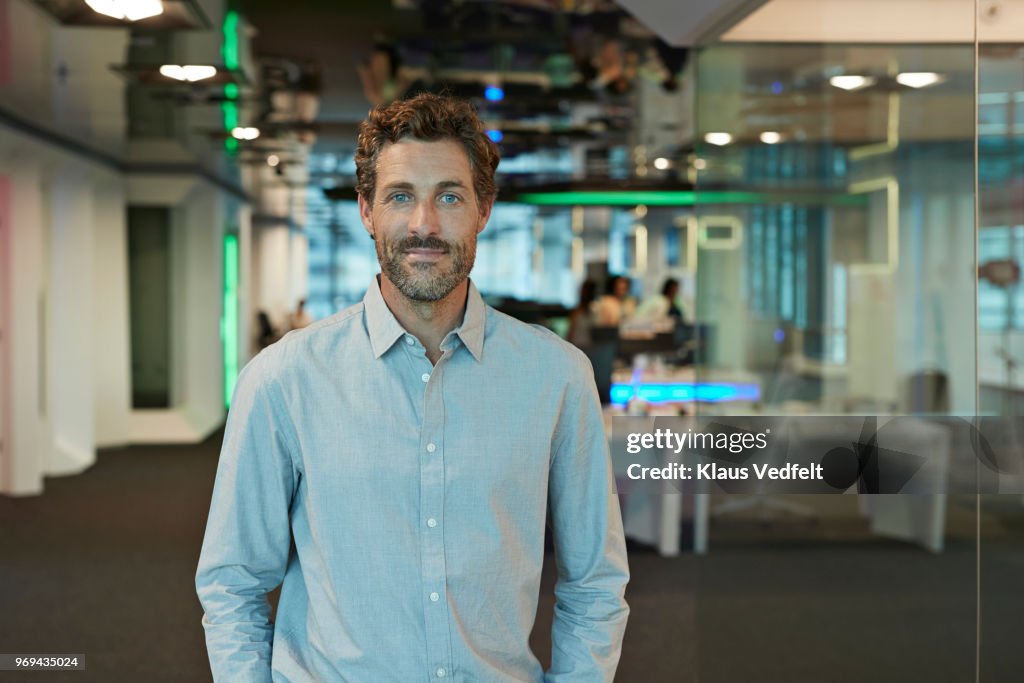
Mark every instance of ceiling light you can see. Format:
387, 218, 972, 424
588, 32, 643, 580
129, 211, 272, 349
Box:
704, 132, 733, 146
653, 157, 671, 170
486, 129, 503, 142
829, 75, 875, 91
231, 127, 260, 140
86, 0, 164, 21
484, 85, 504, 102
760, 131, 782, 144
896, 72, 944, 89
267, 154, 280, 167
159, 64, 218, 82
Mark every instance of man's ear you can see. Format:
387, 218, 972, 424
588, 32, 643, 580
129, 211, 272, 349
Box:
357, 194, 375, 240
476, 200, 494, 235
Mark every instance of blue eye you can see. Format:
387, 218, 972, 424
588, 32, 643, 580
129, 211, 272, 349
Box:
439, 193, 459, 204
390, 192, 411, 202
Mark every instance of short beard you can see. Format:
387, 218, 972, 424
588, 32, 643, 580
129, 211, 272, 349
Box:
377, 234, 476, 302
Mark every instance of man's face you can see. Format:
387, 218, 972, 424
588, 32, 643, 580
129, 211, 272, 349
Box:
359, 138, 491, 302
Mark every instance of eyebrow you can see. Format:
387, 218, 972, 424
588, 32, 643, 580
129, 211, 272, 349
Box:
380, 180, 469, 193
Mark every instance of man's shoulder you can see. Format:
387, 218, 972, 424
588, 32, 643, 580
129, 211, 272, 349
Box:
484, 305, 591, 376
252, 302, 365, 374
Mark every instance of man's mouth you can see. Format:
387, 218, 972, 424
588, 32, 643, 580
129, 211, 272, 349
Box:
404, 247, 447, 261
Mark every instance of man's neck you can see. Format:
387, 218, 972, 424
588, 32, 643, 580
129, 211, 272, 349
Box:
379, 276, 469, 364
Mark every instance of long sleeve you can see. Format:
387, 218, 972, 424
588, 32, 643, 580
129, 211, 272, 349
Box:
195, 353, 300, 683
545, 349, 630, 682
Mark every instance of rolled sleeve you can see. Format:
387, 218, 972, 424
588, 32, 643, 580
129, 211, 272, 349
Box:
195, 352, 300, 683
545, 349, 630, 682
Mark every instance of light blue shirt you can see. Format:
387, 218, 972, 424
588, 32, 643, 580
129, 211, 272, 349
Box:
196, 278, 629, 682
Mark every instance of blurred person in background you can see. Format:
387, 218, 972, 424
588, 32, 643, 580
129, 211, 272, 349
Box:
593, 274, 635, 326
636, 277, 685, 324
256, 310, 280, 350
288, 298, 313, 330
567, 278, 598, 347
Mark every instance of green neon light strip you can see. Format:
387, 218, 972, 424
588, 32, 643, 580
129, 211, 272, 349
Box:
223, 233, 239, 408
221, 11, 240, 152
515, 190, 867, 207
221, 11, 239, 70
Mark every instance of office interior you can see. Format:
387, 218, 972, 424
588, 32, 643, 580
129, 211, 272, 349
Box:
1, 0, 1022, 680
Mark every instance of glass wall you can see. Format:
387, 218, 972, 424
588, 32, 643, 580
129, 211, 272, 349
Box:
690, 32, 980, 683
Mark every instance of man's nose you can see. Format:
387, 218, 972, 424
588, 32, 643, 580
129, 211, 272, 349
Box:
408, 199, 441, 236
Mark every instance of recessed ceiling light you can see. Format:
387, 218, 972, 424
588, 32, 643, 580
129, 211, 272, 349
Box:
704, 132, 733, 146
653, 157, 671, 170
231, 127, 260, 141
760, 131, 782, 144
159, 64, 218, 82
896, 72, 944, 89
86, 0, 163, 21
267, 155, 280, 167
829, 75, 875, 91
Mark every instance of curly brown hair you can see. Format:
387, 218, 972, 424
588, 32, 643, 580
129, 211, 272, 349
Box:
355, 93, 500, 211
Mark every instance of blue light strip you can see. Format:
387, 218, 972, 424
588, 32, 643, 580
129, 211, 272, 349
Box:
610, 382, 761, 406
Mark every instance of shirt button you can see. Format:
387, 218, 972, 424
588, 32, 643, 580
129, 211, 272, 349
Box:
427, 518, 437, 528
421, 372, 430, 383
436, 668, 446, 678
405, 336, 415, 346
429, 592, 439, 602
426, 443, 436, 453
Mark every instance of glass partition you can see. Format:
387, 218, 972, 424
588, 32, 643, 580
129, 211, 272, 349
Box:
691, 24, 979, 683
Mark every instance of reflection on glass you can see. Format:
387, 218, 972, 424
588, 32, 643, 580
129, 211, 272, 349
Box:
690, 40, 979, 682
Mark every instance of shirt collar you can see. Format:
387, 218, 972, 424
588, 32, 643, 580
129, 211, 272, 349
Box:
363, 276, 486, 362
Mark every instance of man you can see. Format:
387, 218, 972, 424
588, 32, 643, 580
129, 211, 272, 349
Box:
196, 93, 629, 682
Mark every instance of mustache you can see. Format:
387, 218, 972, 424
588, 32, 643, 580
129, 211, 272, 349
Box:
398, 236, 452, 253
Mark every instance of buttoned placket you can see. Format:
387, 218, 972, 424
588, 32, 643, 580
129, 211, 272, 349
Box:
404, 334, 455, 680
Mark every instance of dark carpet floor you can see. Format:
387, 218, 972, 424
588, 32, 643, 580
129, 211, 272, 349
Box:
2, 431, 1023, 682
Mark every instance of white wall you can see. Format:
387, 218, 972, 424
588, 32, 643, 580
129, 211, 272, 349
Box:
92, 180, 132, 448
47, 165, 97, 476
289, 231, 309, 305
0, 0, 252, 492
50, 25, 128, 154
179, 186, 226, 436
0, 154, 46, 495
256, 225, 292, 324
3, 0, 53, 122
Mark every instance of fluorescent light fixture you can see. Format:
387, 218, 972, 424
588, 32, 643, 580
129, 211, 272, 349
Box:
86, 0, 163, 21
896, 72, 944, 89
653, 157, 671, 170
704, 132, 733, 146
267, 154, 280, 167
514, 190, 869, 207
231, 127, 260, 140
760, 131, 782, 144
159, 64, 218, 82
829, 75, 875, 91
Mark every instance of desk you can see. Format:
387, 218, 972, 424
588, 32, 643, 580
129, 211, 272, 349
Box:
609, 366, 762, 408
603, 368, 762, 557
606, 405, 952, 555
